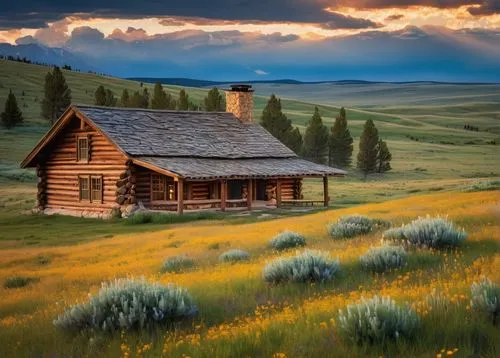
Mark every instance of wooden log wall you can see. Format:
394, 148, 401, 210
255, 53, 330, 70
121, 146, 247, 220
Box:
190, 182, 210, 200
36, 164, 47, 210
135, 166, 152, 207
43, 116, 127, 213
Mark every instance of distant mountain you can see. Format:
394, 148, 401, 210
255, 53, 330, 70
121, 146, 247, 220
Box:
126, 77, 494, 87
0, 43, 98, 72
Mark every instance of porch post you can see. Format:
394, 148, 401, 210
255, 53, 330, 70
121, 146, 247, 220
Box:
220, 179, 227, 211
247, 178, 253, 210
276, 179, 282, 207
323, 175, 329, 207
177, 178, 184, 214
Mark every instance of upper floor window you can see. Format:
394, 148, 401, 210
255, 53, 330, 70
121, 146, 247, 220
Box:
77, 137, 89, 162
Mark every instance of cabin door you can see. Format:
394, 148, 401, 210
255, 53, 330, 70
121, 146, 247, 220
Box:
255, 179, 267, 200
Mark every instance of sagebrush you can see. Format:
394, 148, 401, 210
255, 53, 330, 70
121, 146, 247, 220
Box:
263, 250, 340, 284
161, 255, 195, 273
269, 231, 306, 251
219, 249, 250, 263
328, 215, 375, 239
383, 216, 467, 249
359, 245, 407, 273
53, 278, 198, 332
471, 277, 499, 325
337, 296, 420, 345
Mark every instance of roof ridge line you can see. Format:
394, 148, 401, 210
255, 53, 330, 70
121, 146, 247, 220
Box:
72, 103, 230, 115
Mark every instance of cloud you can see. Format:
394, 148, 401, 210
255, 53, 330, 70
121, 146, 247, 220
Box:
319, 12, 381, 29
254, 69, 269, 75
385, 14, 405, 21
468, 0, 500, 15
15, 35, 40, 45
109, 27, 149, 41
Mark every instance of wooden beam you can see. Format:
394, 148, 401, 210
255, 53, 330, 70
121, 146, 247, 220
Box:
247, 178, 253, 210
276, 179, 282, 208
177, 178, 184, 215
323, 176, 329, 207
220, 180, 227, 211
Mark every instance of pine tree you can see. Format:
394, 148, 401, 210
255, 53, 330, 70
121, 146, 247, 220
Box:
204, 88, 224, 111
303, 107, 329, 164
120, 89, 130, 107
105, 89, 117, 106
376, 139, 392, 173
41, 66, 71, 124
140, 88, 150, 108
329, 107, 353, 168
129, 91, 143, 108
152, 82, 174, 109
357, 119, 379, 178
260, 94, 303, 154
1, 90, 23, 129
94, 85, 106, 105
178, 89, 189, 110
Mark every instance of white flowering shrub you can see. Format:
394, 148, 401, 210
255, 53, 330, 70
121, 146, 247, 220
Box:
328, 215, 374, 239
219, 249, 250, 263
53, 278, 198, 332
360, 246, 407, 273
471, 278, 499, 325
161, 255, 195, 273
383, 216, 467, 249
269, 231, 306, 251
338, 296, 420, 345
263, 250, 340, 284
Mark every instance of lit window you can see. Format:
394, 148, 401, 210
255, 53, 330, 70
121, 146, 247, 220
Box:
77, 137, 89, 162
152, 174, 165, 201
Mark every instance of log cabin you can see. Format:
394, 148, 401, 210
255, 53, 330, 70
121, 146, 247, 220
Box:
20, 85, 346, 218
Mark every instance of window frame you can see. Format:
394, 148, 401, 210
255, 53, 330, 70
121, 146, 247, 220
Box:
79, 175, 90, 201
79, 174, 103, 203
76, 136, 90, 162
151, 174, 177, 202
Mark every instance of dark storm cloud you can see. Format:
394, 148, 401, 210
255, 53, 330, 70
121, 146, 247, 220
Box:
467, 0, 500, 15
319, 13, 381, 29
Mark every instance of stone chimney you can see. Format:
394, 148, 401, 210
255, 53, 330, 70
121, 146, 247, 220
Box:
225, 84, 254, 123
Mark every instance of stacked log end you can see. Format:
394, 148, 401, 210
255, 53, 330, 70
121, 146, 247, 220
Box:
36, 164, 47, 210
116, 160, 137, 207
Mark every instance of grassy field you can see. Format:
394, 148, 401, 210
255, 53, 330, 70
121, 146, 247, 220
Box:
0, 59, 498, 198
0, 190, 498, 357
0, 59, 499, 356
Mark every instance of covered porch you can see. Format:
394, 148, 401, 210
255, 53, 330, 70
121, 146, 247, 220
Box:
127, 157, 345, 214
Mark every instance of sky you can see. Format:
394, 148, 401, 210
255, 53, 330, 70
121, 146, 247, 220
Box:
1, 1, 499, 81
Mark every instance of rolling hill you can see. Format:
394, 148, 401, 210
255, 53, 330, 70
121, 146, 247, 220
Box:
0, 59, 498, 196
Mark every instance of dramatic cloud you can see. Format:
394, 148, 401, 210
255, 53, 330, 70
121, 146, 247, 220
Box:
468, 0, 500, 15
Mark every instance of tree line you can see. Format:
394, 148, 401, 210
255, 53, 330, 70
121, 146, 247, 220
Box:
260, 95, 392, 178
1, 66, 391, 177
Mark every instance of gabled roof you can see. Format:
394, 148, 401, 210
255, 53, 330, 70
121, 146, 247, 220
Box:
21, 104, 346, 179
77, 105, 296, 158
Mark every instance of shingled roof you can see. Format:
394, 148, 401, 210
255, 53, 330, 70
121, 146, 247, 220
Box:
22, 104, 346, 179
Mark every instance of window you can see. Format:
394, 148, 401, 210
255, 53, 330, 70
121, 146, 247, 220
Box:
151, 174, 177, 201
79, 176, 90, 201
91, 176, 103, 202
151, 174, 166, 201
79, 175, 102, 202
77, 137, 89, 162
